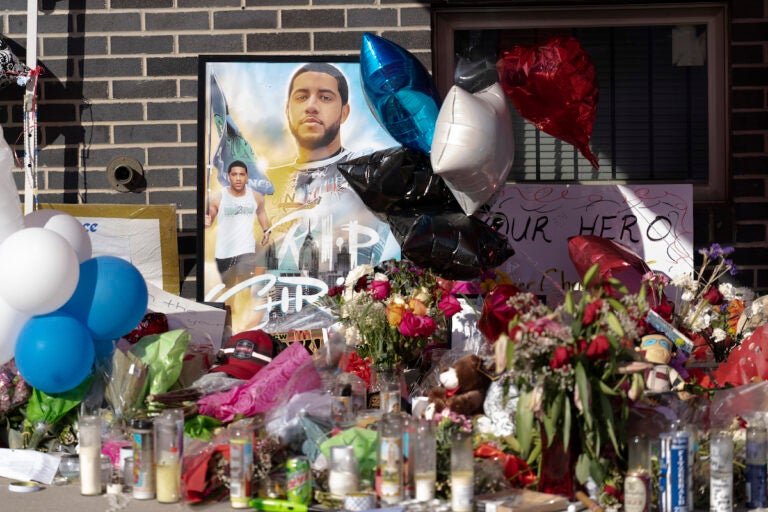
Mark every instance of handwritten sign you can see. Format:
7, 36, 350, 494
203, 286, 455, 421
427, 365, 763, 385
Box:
146, 282, 227, 350
486, 184, 694, 304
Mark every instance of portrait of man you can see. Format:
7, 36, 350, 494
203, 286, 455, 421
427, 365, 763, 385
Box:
201, 59, 401, 333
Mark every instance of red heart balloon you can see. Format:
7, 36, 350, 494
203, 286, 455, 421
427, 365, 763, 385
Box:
497, 36, 599, 169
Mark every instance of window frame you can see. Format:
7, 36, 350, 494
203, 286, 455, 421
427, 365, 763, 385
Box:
431, 2, 730, 203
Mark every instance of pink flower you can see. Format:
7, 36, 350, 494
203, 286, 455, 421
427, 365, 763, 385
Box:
549, 346, 570, 370
438, 294, 462, 317
369, 279, 391, 300
399, 310, 437, 338
586, 334, 611, 360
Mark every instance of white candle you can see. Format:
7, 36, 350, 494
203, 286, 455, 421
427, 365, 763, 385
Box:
79, 445, 102, 496
414, 471, 436, 501
451, 471, 474, 512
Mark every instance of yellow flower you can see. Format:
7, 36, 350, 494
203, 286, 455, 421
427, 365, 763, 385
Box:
413, 286, 431, 304
387, 298, 405, 326
407, 297, 428, 316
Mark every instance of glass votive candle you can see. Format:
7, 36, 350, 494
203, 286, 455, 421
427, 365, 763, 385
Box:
329, 445, 359, 499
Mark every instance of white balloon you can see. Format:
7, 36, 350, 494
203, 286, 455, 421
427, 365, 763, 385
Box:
24, 209, 93, 262
0, 297, 30, 366
0, 125, 24, 246
0, 227, 80, 315
431, 83, 515, 216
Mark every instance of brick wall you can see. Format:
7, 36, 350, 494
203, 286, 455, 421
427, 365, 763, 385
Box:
0, 0, 765, 299
730, 0, 768, 293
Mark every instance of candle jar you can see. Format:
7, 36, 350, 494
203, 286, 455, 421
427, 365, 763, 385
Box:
229, 423, 254, 509
131, 417, 155, 500
78, 414, 102, 496
450, 430, 473, 512
413, 420, 436, 502
624, 435, 651, 512
329, 445, 359, 499
376, 413, 403, 505
710, 432, 734, 512
154, 414, 182, 503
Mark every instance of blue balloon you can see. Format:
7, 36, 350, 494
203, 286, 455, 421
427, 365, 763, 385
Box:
61, 256, 148, 340
360, 32, 442, 154
93, 338, 116, 360
15, 312, 95, 394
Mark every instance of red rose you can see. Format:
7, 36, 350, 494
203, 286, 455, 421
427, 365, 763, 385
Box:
651, 301, 674, 322
438, 294, 462, 317
582, 299, 603, 325
549, 346, 570, 370
353, 275, 369, 292
702, 285, 724, 305
369, 279, 391, 300
576, 338, 588, 353
399, 311, 437, 338
327, 285, 344, 297
586, 334, 611, 360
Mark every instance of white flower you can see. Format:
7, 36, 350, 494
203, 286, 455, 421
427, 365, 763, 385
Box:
681, 290, 696, 302
345, 264, 373, 288
373, 272, 388, 282
712, 328, 727, 342
344, 325, 361, 346
672, 273, 695, 289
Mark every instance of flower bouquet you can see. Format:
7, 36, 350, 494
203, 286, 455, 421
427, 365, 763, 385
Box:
663, 244, 754, 363
490, 264, 649, 491
322, 259, 461, 370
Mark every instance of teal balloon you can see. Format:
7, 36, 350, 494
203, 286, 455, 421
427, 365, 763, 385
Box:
360, 32, 441, 154
15, 312, 94, 394
61, 256, 148, 340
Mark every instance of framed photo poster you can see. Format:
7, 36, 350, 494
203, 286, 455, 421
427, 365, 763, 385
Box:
197, 56, 401, 335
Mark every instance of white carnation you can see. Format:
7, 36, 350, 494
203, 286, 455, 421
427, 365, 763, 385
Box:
712, 328, 727, 342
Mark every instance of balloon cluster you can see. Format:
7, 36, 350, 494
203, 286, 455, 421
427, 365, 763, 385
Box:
343, 33, 516, 279
0, 135, 148, 394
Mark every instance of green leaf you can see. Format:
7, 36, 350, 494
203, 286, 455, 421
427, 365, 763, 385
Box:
606, 297, 625, 312
605, 311, 625, 337
607, 277, 628, 294
515, 389, 535, 458
543, 393, 564, 447
590, 457, 608, 486
598, 380, 619, 396
583, 264, 600, 289
575, 453, 591, 484
599, 392, 621, 454
574, 363, 593, 430
564, 289, 575, 315
563, 399, 572, 452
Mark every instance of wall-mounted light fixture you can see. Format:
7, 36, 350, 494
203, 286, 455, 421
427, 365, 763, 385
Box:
106, 156, 145, 193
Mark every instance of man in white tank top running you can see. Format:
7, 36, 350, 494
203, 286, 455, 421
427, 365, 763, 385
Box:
205, 160, 271, 287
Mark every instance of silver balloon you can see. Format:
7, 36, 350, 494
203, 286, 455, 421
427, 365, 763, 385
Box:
431, 83, 514, 216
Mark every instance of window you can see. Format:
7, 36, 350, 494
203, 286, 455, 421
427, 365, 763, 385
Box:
432, 3, 729, 203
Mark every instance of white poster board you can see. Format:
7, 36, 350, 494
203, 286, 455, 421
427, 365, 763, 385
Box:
487, 184, 694, 304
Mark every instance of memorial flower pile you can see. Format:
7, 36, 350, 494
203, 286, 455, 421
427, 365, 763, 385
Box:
323, 259, 461, 369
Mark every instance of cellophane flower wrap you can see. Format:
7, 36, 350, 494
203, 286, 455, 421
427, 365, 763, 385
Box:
490, 264, 649, 486
322, 259, 461, 369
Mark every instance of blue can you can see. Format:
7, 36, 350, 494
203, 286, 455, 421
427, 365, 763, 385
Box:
659, 432, 688, 512
746, 425, 768, 508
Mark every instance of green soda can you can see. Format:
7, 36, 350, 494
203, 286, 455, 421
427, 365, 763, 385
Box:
285, 456, 312, 505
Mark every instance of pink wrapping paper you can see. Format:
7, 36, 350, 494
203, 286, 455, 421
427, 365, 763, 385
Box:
197, 342, 321, 422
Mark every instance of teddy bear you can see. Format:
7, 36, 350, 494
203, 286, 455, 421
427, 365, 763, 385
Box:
426, 354, 492, 417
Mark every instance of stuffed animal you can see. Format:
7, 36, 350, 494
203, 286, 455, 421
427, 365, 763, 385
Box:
638, 333, 685, 393
426, 354, 492, 417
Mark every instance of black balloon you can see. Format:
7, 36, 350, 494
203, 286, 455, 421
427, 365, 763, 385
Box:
388, 210, 514, 281
338, 146, 515, 280
454, 56, 499, 94
337, 146, 460, 219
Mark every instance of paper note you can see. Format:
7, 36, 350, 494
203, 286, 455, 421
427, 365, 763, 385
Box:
0, 448, 60, 484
